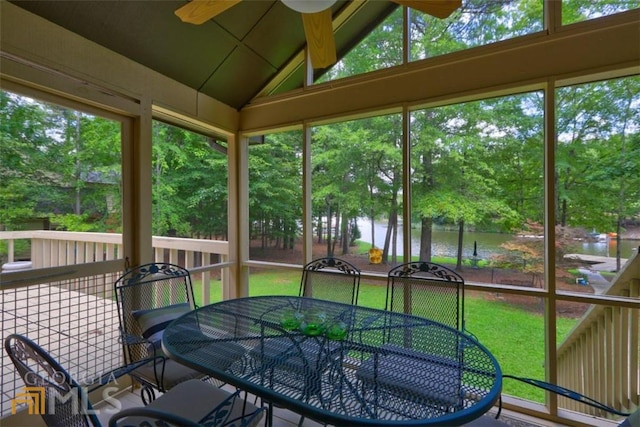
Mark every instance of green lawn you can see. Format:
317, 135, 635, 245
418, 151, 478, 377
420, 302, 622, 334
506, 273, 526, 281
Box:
193, 270, 578, 403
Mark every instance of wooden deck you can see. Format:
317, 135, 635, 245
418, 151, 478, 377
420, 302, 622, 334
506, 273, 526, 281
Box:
0, 285, 122, 417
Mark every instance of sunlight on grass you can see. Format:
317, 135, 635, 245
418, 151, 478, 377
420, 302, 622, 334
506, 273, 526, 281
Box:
249, 270, 300, 296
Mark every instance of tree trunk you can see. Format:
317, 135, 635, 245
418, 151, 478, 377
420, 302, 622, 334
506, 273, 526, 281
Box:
419, 217, 432, 261
341, 212, 349, 255
456, 220, 464, 270
74, 118, 81, 215
419, 143, 434, 262
326, 205, 333, 257
317, 214, 323, 244
370, 207, 376, 248
383, 193, 398, 264
382, 213, 393, 264
391, 210, 398, 265
561, 197, 567, 227
331, 207, 340, 256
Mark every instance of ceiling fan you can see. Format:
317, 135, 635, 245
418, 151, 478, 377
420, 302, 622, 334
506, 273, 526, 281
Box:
175, 0, 462, 69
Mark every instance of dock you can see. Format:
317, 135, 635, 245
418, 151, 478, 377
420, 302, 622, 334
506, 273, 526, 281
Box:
564, 254, 628, 272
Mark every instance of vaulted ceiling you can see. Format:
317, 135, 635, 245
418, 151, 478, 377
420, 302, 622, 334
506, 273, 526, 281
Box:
10, 0, 399, 110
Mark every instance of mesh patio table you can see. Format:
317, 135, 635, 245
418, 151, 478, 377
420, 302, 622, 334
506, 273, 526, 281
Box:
162, 296, 502, 426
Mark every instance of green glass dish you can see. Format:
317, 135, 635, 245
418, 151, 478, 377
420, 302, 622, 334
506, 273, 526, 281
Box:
279, 309, 303, 330
299, 310, 327, 336
325, 321, 348, 340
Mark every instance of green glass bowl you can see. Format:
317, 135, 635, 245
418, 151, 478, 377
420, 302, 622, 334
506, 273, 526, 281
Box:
279, 309, 303, 330
299, 311, 327, 336
325, 321, 348, 340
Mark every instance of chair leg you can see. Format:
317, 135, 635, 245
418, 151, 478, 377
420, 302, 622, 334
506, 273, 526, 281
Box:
267, 402, 273, 427
140, 385, 156, 405
495, 395, 502, 419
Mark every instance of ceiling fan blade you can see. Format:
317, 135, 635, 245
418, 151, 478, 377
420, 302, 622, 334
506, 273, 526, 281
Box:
301, 9, 337, 69
392, 0, 462, 19
175, 0, 242, 25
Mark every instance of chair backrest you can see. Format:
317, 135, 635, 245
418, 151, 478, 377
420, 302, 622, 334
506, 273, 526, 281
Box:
386, 261, 465, 330
299, 257, 361, 305
4, 334, 100, 427
114, 262, 196, 363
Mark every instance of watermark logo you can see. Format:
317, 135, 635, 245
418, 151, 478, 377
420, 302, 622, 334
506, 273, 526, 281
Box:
11, 371, 122, 416
12, 386, 45, 415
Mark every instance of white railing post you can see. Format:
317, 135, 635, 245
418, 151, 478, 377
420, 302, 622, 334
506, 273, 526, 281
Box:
7, 238, 14, 262
556, 252, 640, 416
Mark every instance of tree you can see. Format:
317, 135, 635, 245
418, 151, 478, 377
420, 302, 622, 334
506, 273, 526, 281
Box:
0, 92, 48, 229
561, 78, 640, 269
0, 91, 121, 233
151, 121, 230, 239
248, 131, 302, 250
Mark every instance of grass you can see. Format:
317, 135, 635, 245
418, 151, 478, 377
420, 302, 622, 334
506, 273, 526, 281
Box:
193, 270, 579, 404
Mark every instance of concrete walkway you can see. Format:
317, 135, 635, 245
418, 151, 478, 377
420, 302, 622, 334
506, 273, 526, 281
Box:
564, 254, 627, 272
578, 268, 611, 294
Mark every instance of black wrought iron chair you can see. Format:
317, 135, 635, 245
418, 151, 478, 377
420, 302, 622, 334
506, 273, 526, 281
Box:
108, 382, 265, 427
356, 261, 469, 415
5, 334, 264, 427
385, 261, 465, 330
256, 257, 361, 367
299, 257, 361, 304
294, 257, 361, 372
253, 257, 361, 426
258, 257, 361, 373
114, 262, 244, 404
5, 333, 102, 427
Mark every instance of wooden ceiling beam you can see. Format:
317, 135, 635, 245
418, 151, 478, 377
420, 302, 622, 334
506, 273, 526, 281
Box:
240, 15, 640, 133
254, 0, 370, 99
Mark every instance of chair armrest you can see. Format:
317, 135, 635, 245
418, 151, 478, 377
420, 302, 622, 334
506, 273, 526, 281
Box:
109, 385, 265, 427
118, 330, 166, 360
118, 331, 150, 347
503, 375, 631, 417
85, 357, 156, 392
462, 324, 479, 342
617, 408, 639, 427
109, 407, 201, 427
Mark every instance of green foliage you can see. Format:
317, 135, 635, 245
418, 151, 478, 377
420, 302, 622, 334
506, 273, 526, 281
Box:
410, 0, 543, 61
50, 214, 102, 232
0, 239, 30, 262
151, 122, 229, 238
1, 3, 638, 264
562, 0, 637, 25
248, 131, 302, 248
0, 91, 121, 231
318, 8, 403, 81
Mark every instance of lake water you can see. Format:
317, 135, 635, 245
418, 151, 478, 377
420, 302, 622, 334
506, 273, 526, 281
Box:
357, 219, 638, 260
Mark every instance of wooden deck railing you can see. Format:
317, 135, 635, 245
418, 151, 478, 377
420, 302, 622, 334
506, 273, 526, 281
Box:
557, 250, 640, 417
0, 231, 231, 418
0, 230, 229, 306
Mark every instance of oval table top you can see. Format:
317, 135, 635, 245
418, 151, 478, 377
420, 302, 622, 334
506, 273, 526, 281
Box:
162, 295, 502, 426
